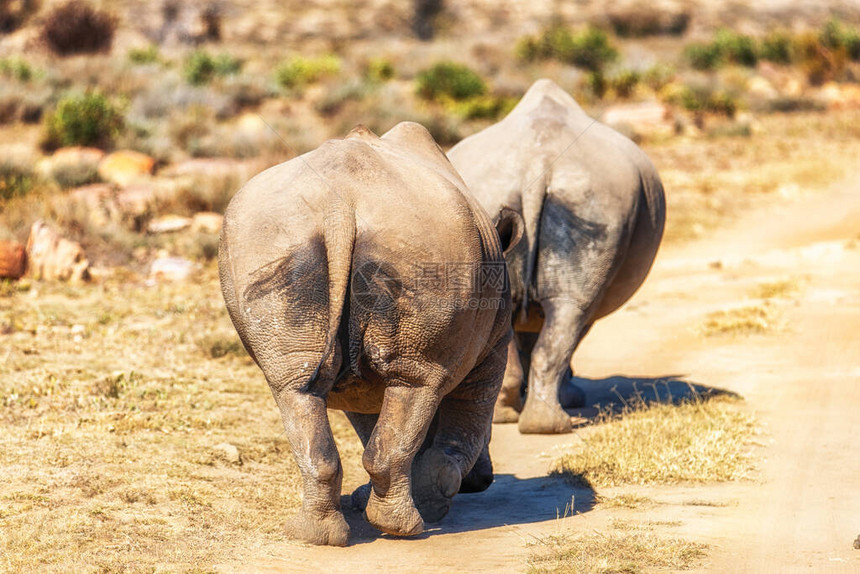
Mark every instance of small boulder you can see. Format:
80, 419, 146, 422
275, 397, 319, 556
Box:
149, 256, 196, 282
148, 214, 193, 234
191, 212, 223, 234
213, 442, 242, 465
26, 221, 90, 282
0, 241, 27, 280
67, 184, 116, 226
98, 150, 156, 186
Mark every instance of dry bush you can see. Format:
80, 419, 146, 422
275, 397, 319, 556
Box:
41, 0, 117, 56
528, 522, 708, 573
606, 4, 690, 38
702, 304, 778, 336
552, 396, 758, 487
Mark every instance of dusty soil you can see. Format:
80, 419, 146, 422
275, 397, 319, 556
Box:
221, 177, 860, 573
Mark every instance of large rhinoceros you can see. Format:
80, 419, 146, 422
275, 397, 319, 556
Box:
219, 122, 520, 546
448, 79, 666, 434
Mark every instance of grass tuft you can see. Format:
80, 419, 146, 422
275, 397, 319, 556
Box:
552, 396, 758, 487
702, 304, 778, 336
527, 523, 708, 573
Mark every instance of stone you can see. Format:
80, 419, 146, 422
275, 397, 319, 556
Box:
67, 184, 115, 226
98, 150, 156, 186
601, 101, 675, 139
114, 184, 159, 223
818, 82, 860, 110
191, 212, 223, 234
147, 214, 192, 234
25, 221, 90, 282
0, 241, 27, 280
213, 442, 242, 465
747, 76, 778, 100
149, 256, 196, 282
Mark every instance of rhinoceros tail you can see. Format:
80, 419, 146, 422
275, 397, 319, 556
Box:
519, 167, 548, 319
316, 200, 356, 382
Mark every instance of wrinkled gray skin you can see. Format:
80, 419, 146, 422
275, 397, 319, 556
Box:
219, 122, 519, 546
448, 79, 666, 434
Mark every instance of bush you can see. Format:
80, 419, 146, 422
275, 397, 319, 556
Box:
0, 160, 35, 201
275, 55, 341, 90
41, 0, 116, 56
41, 92, 124, 151
760, 31, 793, 64
795, 32, 847, 85
685, 29, 758, 70
128, 45, 161, 65
516, 25, 618, 72
0, 58, 33, 82
673, 85, 738, 117
610, 69, 640, 98
364, 58, 395, 83
184, 51, 242, 86
819, 17, 860, 61
684, 42, 724, 70
607, 6, 690, 38
415, 61, 486, 101
452, 95, 517, 120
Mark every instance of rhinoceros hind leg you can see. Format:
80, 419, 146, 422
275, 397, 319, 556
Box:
493, 337, 525, 423
519, 299, 588, 434
363, 384, 438, 536
458, 442, 493, 493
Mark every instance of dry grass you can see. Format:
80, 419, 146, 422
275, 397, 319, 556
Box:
552, 397, 758, 487
527, 519, 708, 573
0, 266, 364, 572
701, 303, 779, 336
594, 493, 656, 509
752, 278, 801, 300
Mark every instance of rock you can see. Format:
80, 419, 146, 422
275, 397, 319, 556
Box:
147, 214, 192, 234
0, 241, 27, 280
747, 76, 778, 100
37, 147, 105, 186
114, 184, 159, 224
149, 256, 196, 282
818, 82, 860, 110
854, 534, 860, 549
213, 442, 242, 465
98, 150, 156, 186
25, 221, 90, 282
601, 101, 675, 139
191, 212, 223, 234
67, 184, 115, 226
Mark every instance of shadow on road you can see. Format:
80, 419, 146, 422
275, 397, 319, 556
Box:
565, 374, 740, 420
341, 472, 594, 544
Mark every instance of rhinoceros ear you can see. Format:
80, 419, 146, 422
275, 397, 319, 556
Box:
495, 207, 524, 257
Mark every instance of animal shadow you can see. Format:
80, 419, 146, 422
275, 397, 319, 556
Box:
341, 472, 595, 544
565, 374, 740, 421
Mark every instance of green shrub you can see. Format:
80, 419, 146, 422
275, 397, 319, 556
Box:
364, 58, 395, 83
128, 45, 160, 65
760, 31, 793, 64
41, 0, 116, 56
610, 69, 640, 98
275, 55, 341, 89
184, 51, 242, 85
819, 18, 860, 61
586, 71, 608, 98
0, 58, 33, 82
41, 92, 124, 151
0, 161, 35, 201
517, 25, 618, 72
453, 95, 517, 120
672, 85, 737, 117
415, 61, 487, 101
642, 64, 675, 92
714, 29, 758, 67
684, 42, 724, 70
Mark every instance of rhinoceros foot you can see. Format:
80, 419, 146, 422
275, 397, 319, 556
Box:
518, 397, 573, 434
285, 509, 349, 546
365, 489, 424, 537
412, 447, 461, 522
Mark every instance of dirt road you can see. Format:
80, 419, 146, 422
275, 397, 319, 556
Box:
226, 180, 860, 573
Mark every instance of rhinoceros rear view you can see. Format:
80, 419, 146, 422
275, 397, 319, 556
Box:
219, 122, 519, 546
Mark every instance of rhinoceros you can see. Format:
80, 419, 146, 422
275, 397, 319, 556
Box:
448, 79, 666, 434
219, 122, 521, 545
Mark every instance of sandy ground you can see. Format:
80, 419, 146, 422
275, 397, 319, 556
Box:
222, 179, 860, 573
